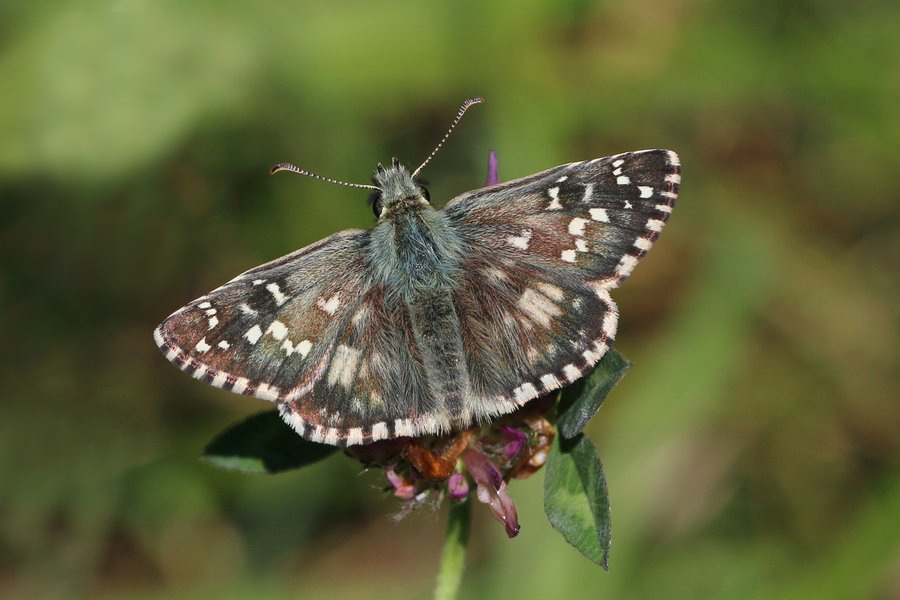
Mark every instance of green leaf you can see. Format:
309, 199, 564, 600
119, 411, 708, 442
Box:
556, 348, 629, 439
543, 433, 612, 570
203, 411, 337, 474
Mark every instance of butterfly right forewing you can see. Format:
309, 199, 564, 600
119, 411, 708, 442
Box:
443, 149, 679, 412
445, 149, 679, 287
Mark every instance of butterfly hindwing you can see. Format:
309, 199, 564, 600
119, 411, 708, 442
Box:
450, 255, 618, 413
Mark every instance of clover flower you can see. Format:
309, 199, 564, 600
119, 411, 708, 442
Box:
348, 402, 556, 538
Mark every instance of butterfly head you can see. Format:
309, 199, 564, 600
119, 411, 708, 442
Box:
370, 157, 430, 219
270, 98, 482, 220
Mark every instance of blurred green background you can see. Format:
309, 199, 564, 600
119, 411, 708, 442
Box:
2, 1, 898, 598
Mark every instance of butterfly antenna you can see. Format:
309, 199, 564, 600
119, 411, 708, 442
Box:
412, 97, 484, 179
269, 162, 381, 191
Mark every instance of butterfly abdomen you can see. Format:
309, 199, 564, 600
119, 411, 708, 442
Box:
408, 287, 468, 423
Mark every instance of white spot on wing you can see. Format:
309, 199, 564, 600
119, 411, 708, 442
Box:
232, 377, 249, 394
576, 239, 588, 252
282, 338, 312, 358
616, 175, 631, 185
266, 320, 289, 341
537, 283, 564, 301
561, 249, 577, 263
327, 344, 360, 389
556, 175, 568, 182
582, 183, 594, 203
616, 255, 639, 277
395, 419, 414, 437
647, 219, 665, 232
153, 327, 165, 348
207, 316, 219, 329
289, 413, 306, 436
519, 288, 562, 327
634, 237, 652, 251
547, 187, 563, 210
266, 282, 288, 306
317, 292, 342, 315
239, 303, 257, 316
352, 305, 370, 328
255, 383, 280, 401
347, 428, 364, 446
371, 422, 389, 441
568, 217, 588, 236
563, 364, 581, 382
612, 159, 625, 167
507, 229, 532, 250
485, 267, 509, 281
195, 338, 211, 353
603, 309, 619, 339
211, 371, 227, 388
217, 340, 230, 350
245, 324, 263, 345
197, 302, 212, 309
324, 428, 339, 445
514, 383, 539, 404
666, 173, 681, 184
540, 373, 560, 390
638, 186, 653, 198
589, 208, 609, 222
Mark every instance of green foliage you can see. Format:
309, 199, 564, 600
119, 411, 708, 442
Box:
556, 349, 629, 439
544, 434, 612, 570
203, 411, 336, 474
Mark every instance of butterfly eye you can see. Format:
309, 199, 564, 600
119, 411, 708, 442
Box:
420, 186, 431, 202
372, 197, 383, 217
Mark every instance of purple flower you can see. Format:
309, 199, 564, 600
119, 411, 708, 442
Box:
501, 425, 528, 458
462, 448, 520, 538
447, 472, 469, 500
386, 468, 417, 500
484, 150, 500, 186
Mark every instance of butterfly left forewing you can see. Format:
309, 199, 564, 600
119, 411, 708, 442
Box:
156, 228, 453, 447
155, 229, 373, 404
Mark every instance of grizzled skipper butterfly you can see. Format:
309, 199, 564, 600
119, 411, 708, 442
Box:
155, 98, 680, 447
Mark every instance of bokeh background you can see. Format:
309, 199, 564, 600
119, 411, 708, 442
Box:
2, 1, 898, 598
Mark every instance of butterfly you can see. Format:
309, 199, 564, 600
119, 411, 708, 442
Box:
154, 98, 680, 447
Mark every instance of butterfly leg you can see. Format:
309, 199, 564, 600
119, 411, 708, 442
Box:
402, 429, 474, 480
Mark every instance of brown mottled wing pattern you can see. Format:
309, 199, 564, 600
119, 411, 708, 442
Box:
156, 149, 679, 447
444, 149, 679, 409
157, 227, 454, 446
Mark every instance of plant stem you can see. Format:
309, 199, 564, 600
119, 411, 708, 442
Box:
433, 498, 472, 600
